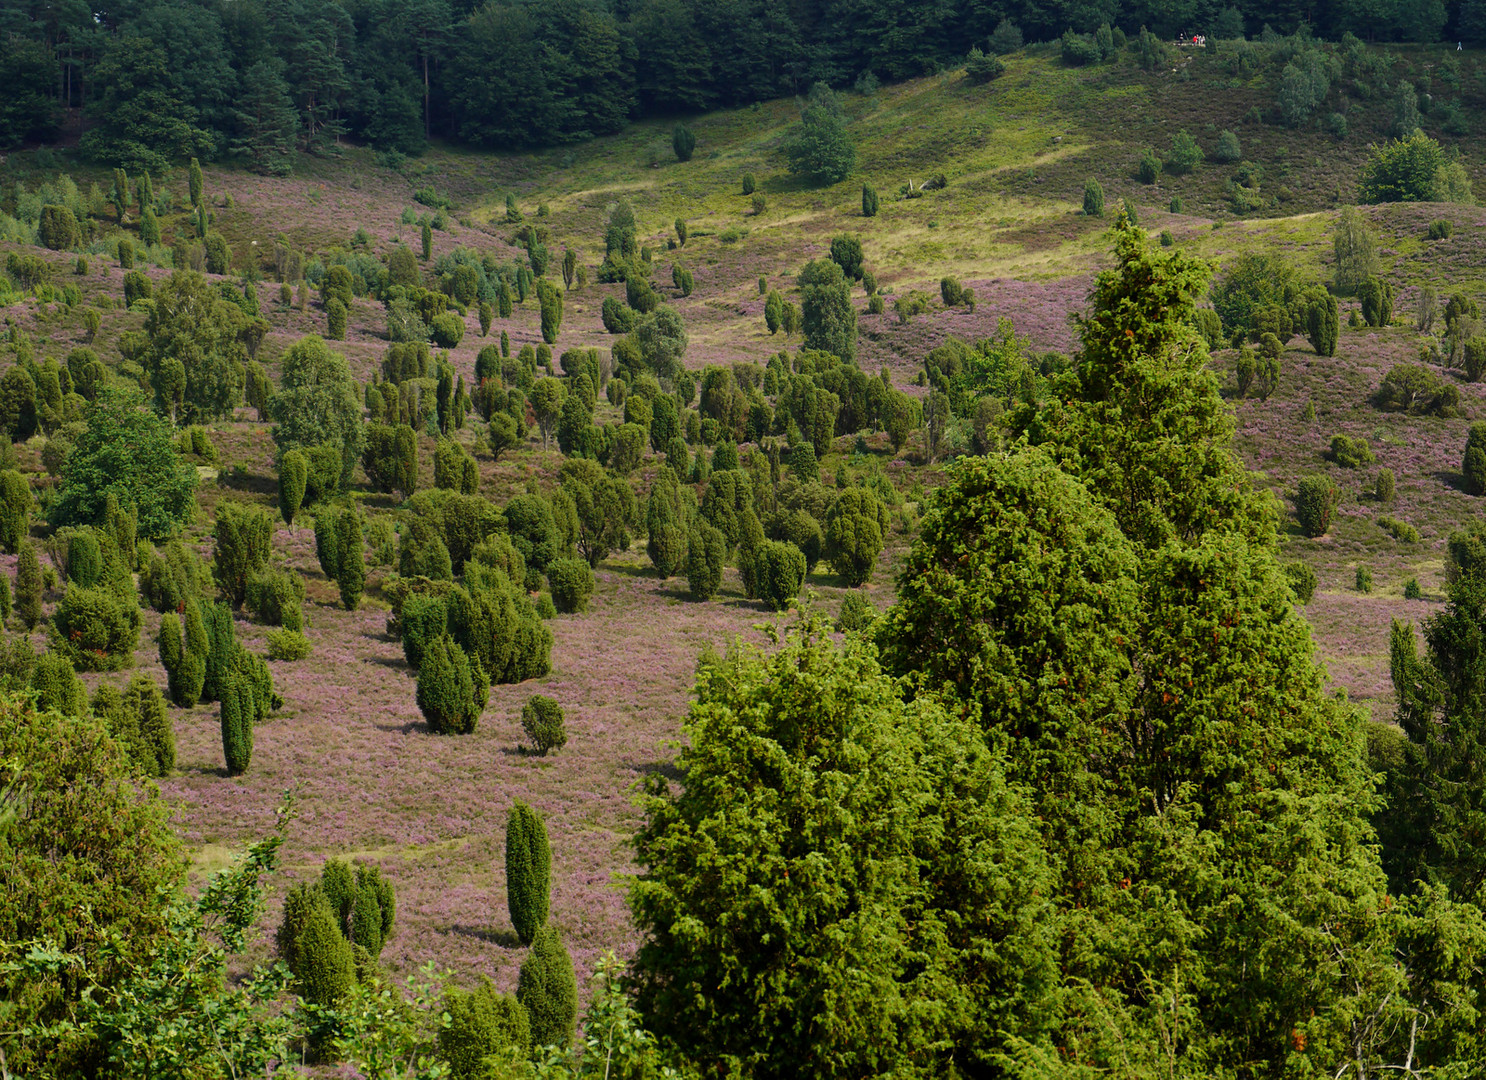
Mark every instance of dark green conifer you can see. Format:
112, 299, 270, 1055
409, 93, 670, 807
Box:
505, 801, 551, 945
517, 926, 577, 1048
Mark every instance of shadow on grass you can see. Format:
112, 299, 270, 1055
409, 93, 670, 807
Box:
213, 469, 276, 496
628, 758, 683, 783
1432, 469, 1469, 494
449, 924, 523, 948
367, 654, 410, 671
372, 718, 428, 735
498, 744, 554, 760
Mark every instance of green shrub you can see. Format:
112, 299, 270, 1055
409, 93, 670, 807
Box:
416, 633, 484, 734
279, 449, 308, 524
1213, 129, 1242, 163
752, 540, 805, 612
1285, 561, 1317, 604
401, 594, 448, 669
837, 590, 878, 631
1295, 474, 1340, 537
1166, 130, 1203, 173
1372, 468, 1396, 503
824, 488, 885, 586
521, 695, 566, 755
430, 312, 465, 349
517, 926, 576, 1049
123, 270, 153, 307
1404, 577, 1423, 599
990, 17, 1022, 52
266, 628, 312, 660
0, 573, 10, 625
672, 123, 696, 162
350, 863, 397, 957
1355, 564, 1373, 593
1464, 423, 1486, 495
245, 568, 305, 631
67, 530, 102, 586
139, 539, 207, 613
440, 979, 531, 1079
686, 521, 725, 600
0, 470, 31, 555
212, 503, 273, 608
1329, 433, 1374, 468
1428, 218, 1453, 240
31, 651, 87, 716
1137, 149, 1161, 184
861, 183, 878, 217
1359, 277, 1394, 327
39, 204, 81, 250
293, 890, 356, 1006
50, 581, 141, 672
546, 557, 594, 614
15, 542, 41, 630
536, 593, 556, 619
220, 675, 253, 775
506, 801, 551, 944
965, 46, 1005, 82
1082, 178, 1104, 217
1379, 516, 1421, 543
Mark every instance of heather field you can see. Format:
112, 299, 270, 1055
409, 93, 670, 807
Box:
4, 42, 1486, 1000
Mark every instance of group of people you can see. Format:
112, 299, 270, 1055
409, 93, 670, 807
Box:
1176, 33, 1208, 46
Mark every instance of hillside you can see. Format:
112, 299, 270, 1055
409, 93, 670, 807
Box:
3, 37, 1486, 1014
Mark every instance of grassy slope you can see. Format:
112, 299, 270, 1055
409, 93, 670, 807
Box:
3, 41, 1486, 990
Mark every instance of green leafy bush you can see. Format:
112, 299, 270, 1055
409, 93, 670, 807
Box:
1286, 561, 1317, 604
265, 628, 312, 660
245, 569, 305, 631
823, 488, 885, 586
1295, 474, 1341, 537
686, 521, 725, 601
521, 695, 567, 755
1329, 433, 1375, 468
1166, 130, 1203, 174
546, 556, 594, 614
440, 978, 531, 1079
1463, 423, 1486, 496
752, 540, 805, 612
415, 633, 485, 735
1355, 564, 1373, 593
429, 312, 465, 349
1379, 516, 1421, 543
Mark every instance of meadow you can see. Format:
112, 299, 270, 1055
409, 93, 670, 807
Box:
3, 36, 1486, 999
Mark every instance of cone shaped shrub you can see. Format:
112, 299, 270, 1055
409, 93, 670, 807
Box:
416, 633, 481, 734
15, 542, 40, 630
401, 594, 448, 669
279, 449, 308, 524
202, 600, 236, 704
220, 675, 252, 775
506, 800, 552, 945
125, 672, 174, 776
545, 557, 593, 614
68, 531, 102, 586
517, 926, 577, 1048
753, 540, 807, 612
276, 882, 325, 976
686, 522, 725, 601
294, 894, 356, 1006
212, 504, 273, 608
321, 858, 358, 933
31, 651, 87, 716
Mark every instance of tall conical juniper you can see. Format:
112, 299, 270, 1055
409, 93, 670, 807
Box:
505, 800, 551, 946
